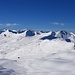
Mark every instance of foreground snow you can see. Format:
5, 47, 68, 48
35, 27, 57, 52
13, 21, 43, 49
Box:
0, 29, 75, 75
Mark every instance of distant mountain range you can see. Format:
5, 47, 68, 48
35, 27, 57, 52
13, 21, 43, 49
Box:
0, 29, 75, 43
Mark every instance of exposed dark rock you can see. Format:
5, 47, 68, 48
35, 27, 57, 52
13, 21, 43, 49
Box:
26, 30, 35, 36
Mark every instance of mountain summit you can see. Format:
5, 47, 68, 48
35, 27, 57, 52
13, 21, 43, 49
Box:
0, 29, 75, 43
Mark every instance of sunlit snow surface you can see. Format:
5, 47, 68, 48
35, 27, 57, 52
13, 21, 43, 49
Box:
0, 30, 75, 75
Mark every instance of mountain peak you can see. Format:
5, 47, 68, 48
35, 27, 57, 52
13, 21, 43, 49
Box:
0, 28, 75, 43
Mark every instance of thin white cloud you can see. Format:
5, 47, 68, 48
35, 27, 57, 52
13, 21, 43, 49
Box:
6, 23, 11, 26
0, 24, 3, 26
61, 23, 64, 26
50, 22, 64, 26
6, 23, 19, 26
13, 23, 18, 26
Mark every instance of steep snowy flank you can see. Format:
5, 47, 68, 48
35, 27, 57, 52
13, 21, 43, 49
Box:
0, 59, 27, 75
41, 30, 75, 43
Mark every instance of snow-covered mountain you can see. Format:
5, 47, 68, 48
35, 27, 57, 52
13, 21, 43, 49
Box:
0, 29, 75, 75
0, 29, 75, 41
41, 30, 75, 43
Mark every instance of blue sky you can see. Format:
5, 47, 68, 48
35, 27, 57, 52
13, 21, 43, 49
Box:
0, 0, 75, 31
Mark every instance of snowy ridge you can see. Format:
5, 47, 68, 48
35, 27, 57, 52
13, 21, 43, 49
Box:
0, 29, 75, 75
0, 29, 75, 41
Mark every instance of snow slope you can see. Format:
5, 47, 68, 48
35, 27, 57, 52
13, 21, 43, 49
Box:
0, 29, 75, 75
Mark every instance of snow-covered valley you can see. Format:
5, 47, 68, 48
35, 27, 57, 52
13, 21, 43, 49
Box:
0, 29, 75, 75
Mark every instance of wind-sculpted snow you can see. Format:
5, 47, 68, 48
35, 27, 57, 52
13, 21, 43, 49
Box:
0, 66, 15, 75
0, 59, 27, 75
0, 29, 75, 75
